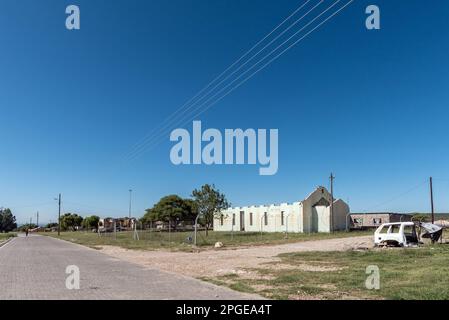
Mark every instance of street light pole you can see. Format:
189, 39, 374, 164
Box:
429, 177, 435, 224
57, 193, 61, 236
128, 189, 132, 219
330, 173, 334, 233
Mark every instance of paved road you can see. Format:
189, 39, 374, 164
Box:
0, 234, 260, 300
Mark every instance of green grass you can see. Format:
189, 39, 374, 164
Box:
206, 244, 449, 300
0, 233, 17, 242
43, 229, 371, 252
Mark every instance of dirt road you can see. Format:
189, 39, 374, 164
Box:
99, 235, 373, 278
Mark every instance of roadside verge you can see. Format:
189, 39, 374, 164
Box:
0, 237, 15, 248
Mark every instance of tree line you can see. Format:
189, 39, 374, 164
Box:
2, 184, 230, 236
13, 214, 100, 232
56, 184, 230, 234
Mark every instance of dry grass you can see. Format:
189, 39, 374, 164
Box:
44, 230, 371, 251
0, 233, 16, 242
203, 244, 449, 300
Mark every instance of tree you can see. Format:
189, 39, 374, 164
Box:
0, 208, 17, 233
60, 213, 83, 231
141, 195, 194, 229
191, 184, 230, 236
45, 222, 59, 229
412, 213, 431, 223
82, 215, 100, 230
183, 199, 199, 221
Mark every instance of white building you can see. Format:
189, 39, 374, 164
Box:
213, 186, 349, 233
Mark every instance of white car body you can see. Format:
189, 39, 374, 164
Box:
374, 222, 418, 247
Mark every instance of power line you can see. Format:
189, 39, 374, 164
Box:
130, 0, 353, 157
128, 0, 338, 160
125, 0, 316, 161
366, 180, 428, 212
125, 1, 322, 161
184, 0, 345, 121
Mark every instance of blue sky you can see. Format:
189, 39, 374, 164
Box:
1, 0, 449, 224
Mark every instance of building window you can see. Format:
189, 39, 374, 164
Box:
373, 218, 382, 225
264, 212, 268, 226
220, 214, 224, 226
354, 218, 363, 224
281, 211, 284, 226
232, 213, 235, 226
250, 212, 253, 226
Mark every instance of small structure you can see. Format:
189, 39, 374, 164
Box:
115, 217, 137, 231
98, 217, 137, 233
98, 217, 115, 233
213, 186, 350, 233
349, 213, 412, 230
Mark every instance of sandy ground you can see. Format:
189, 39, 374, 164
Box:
99, 235, 373, 278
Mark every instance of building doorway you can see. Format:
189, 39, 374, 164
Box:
312, 206, 329, 232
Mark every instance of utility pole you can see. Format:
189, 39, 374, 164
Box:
36, 211, 39, 227
430, 177, 435, 224
128, 189, 132, 218
58, 193, 61, 236
330, 173, 334, 232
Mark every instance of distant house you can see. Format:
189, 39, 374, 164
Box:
98, 217, 137, 233
214, 186, 350, 233
98, 217, 115, 232
115, 217, 137, 231
349, 213, 412, 230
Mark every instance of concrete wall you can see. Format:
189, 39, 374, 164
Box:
349, 213, 411, 229
214, 202, 303, 233
333, 199, 350, 231
389, 214, 412, 223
